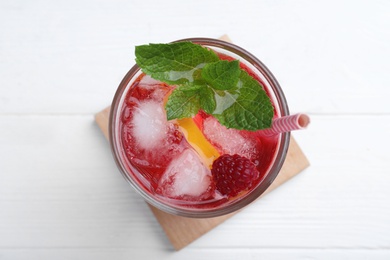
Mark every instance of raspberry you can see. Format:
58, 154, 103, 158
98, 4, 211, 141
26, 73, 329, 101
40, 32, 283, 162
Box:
211, 154, 259, 197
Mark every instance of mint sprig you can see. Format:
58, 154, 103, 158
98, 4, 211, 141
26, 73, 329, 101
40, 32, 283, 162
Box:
135, 42, 274, 131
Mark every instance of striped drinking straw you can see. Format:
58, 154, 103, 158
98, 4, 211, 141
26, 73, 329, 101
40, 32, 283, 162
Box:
258, 113, 310, 136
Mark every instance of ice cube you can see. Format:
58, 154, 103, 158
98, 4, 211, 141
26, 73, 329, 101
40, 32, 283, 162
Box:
131, 101, 168, 150
138, 75, 162, 89
203, 116, 259, 159
138, 75, 171, 102
158, 149, 211, 198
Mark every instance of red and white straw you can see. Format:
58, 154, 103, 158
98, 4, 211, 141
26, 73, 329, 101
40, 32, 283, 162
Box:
259, 113, 310, 136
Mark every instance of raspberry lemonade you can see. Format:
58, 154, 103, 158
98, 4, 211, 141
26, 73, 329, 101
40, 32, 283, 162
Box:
109, 38, 290, 217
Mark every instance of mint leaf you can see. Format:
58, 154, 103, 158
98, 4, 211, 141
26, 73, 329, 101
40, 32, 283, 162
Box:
165, 85, 202, 120
198, 85, 216, 114
165, 84, 216, 120
135, 42, 219, 85
201, 60, 240, 90
211, 70, 274, 130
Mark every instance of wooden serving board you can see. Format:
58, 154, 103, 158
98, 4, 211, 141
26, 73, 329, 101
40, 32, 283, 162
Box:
95, 35, 310, 250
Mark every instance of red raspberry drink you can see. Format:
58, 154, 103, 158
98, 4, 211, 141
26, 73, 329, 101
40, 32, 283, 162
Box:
109, 38, 290, 217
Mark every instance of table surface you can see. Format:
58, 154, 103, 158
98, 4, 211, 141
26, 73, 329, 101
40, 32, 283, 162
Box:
1, 0, 389, 259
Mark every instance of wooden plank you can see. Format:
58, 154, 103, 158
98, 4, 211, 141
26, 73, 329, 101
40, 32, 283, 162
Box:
95, 105, 309, 250
2, 248, 390, 260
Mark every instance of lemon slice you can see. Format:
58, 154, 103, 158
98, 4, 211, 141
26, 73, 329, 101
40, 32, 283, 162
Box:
177, 118, 220, 168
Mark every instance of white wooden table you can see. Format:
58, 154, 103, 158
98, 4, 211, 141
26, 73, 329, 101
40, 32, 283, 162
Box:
1, 0, 389, 259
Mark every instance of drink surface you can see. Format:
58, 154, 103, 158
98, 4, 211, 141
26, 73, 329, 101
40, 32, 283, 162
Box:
118, 54, 280, 210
